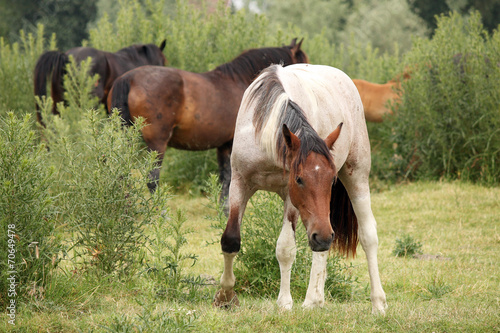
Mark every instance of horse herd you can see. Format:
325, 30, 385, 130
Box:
34, 38, 390, 314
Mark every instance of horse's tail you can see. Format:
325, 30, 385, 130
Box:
330, 179, 358, 257
110, 77, 133, 126
33, 51, 69, 121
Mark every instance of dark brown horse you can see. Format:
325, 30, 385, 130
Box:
33, 40, 166, 125
108, 38, 308, 207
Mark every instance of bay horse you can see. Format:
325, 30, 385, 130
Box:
107, 38, 308, 207
33, 40, 166, 125
213, 64, 387, 314
352, 70, 410, 123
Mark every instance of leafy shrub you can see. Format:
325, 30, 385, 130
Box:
39, 58, 169, 277
0, 112, 60, 307
382, 11, 500, 185
392, 234, 423, 257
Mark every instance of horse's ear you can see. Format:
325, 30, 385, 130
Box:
290, 38, 304, 58
325, 122, 343, 150
159, 39, 166, 51
283, 124, 300, 153
297, 38, 303, 50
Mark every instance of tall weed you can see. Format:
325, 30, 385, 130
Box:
144, 208, 207, 301
0, 112, 60, 307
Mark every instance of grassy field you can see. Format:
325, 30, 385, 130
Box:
1, 181, 499, 332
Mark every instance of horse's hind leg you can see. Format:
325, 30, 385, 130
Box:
351, 195, 387, 314
341, 170, 387, 314
147, 160, 163, 192
142, 125, 173, 193
217, 141, 232, 215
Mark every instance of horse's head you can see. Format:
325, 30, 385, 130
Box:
286, 38, 309, 64
137, 40, 167, 66
282, 123, 342, 252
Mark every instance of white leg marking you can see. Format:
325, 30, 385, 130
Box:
220, 252, 237, 291
276, 218, 297, 310
351, 195, 387, 314
302, 250, 328, 308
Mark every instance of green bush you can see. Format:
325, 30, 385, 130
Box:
381, 11, 500, 185
392, 234, 423, 257
0, 112, 60, 307
39, 58, 170, 277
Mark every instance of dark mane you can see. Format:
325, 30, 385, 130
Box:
116, 43, 163, 64
216, 46, 296, 85
251, 66, 333, 172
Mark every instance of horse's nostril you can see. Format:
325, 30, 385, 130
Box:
311, 233, 318, 242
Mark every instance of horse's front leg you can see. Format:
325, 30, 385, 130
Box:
213, 173, 253, 308
276, 197, 298, 309
302, 250, 328, 308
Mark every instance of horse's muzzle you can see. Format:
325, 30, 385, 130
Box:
308, 232, 334, 252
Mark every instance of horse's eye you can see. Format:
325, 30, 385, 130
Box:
295, 176, 303, 185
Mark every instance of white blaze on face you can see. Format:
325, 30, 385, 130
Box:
315, 165, 321, 171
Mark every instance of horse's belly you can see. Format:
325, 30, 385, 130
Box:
167, 129, 231, 150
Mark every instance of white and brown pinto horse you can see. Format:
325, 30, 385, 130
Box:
213, 64, 387, 314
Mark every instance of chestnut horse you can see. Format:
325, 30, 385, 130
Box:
33, 40, 166, 124
108, 39, 308, 206
352, 71, 410, 123
213, 64, 387, 314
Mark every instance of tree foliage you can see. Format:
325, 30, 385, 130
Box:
408, 0, 500, 34
0, 0, 97, 49
340, 0, 429, 53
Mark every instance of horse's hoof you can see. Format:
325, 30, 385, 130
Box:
213, 289, 240, 309
371, 302, 388, 315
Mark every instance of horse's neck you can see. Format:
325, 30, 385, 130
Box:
206, 69, 251, 91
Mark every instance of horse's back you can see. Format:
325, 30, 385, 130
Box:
234, 64, 370, 183
277, 64, 364, 129
65, 47, 105, 63
277, 64, 368, 164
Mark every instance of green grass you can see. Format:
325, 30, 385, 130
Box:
1, 181, 499, 332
